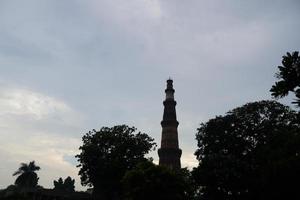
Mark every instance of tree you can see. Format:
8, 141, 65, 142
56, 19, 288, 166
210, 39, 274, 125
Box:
121, 161, 190, 200
270, 51, 300, 107
76, 125, 156, 200
193, 101, 300, 199
53, 177, 64, 190
53, 176, 75, 192
13, 161, 40, 189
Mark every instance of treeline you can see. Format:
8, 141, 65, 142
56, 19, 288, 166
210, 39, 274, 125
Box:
0, 51, 299, 200
0, 161, 81, 199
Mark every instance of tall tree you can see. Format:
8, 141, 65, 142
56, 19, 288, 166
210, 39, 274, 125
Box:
76, 125, 156, 200
13, 161, 40, 189
193, 101, 300, 199
270, 51, 300, 107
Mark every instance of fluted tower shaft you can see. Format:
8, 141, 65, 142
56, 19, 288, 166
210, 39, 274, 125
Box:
158, 79, 182, 170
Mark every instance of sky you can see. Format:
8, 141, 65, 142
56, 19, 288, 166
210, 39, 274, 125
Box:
0, 0, 299, 191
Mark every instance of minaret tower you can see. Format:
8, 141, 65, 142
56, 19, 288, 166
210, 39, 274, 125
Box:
158, 79, 182, 170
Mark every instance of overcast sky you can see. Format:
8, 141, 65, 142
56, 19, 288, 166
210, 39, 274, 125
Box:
0, 0, 299, 190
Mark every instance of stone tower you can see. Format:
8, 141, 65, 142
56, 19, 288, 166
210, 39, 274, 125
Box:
158, 79, 182, 170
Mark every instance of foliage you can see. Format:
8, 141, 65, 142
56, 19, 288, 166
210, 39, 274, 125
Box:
53, 176, 75, 192
121, 161, 191, 200
180, 168, 199, 200
270, 51, 300, 107
193, 101, 300, 199
0, 185, 17, 199
0, 185, 36, 200
13, 161, 40, 189
76, 124, 156, 200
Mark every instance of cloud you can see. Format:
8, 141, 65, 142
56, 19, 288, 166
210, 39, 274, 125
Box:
0, 87, 69, 118
0, 86, 84, 130
89, 0, 162, 25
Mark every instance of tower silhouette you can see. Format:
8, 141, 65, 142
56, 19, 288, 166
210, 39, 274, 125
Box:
158, 79, 182, 170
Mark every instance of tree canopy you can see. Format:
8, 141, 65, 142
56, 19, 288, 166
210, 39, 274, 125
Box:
270, 51, 300, 107
53, 176, 75, 192
76, 124, 156, 200
13, 161, 40, 189
193, 100, 300, 199
122, 161, 190, 200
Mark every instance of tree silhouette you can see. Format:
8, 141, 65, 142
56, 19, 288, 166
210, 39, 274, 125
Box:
76, 124, 156, 200
53, 176, 75, 192
270, 51, 300, 107
54, 177, 64, 190
121, 161, 189, 200
13, 161, 40, 189
193, 101, 300, 199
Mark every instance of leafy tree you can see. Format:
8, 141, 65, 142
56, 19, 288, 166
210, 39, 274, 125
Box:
193, 101, 300, 199
53, 176, 75, 192
13, 161, 40, 189
63, 176, 75, 192
76, 125, 156, 200
121, 161, 190, 200
180, 168, 199, 200
270, 51, 300, 107
54, 177, 64, 190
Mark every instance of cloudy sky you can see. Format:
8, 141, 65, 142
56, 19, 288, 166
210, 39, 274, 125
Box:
0, 0, 299, 190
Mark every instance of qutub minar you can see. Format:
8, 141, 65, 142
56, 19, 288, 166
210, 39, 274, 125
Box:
158, 79, 182, 170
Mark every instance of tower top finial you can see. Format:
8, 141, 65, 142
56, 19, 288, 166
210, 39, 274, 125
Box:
165, 79, 175, 100
166, 79, 174, 90
166, 78, 173, 88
